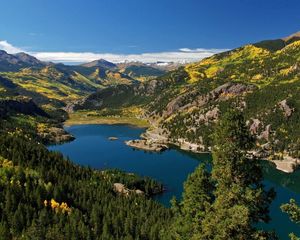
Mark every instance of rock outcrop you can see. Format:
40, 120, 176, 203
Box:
278, 99, 294, 117
249, 119, 262, 134
125, 139, 168, 152
164, 83, 256, 117
38, 127, 75, 144
113, 183, 144, 196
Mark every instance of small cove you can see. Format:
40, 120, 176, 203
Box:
48, 124, 300, 240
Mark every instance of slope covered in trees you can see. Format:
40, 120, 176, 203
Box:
76, 33, 300, 160
0, 133, 170, 239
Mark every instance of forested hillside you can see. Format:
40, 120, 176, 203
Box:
0, 133, 170, 239
76, 32, 300, 162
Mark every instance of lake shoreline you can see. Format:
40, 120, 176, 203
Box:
63, 112, 300, 174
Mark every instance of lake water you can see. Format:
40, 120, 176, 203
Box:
49, 124, 300, 239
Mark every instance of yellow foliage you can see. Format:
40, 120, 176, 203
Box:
46, 198, 72, 214
228, 45, 270, 61
205, 66, 223, 78
252, 74, 263, 80
50, 199, 60, 209
0, 159, 14, 168
279, 66, 294, 76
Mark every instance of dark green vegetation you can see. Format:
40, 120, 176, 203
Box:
282, 200, 300, 239
1, 32, 300, 239
164, 110, 277, 240
0, 95, 73, 145
0, 134, 170, 239
77, 32, 300, 159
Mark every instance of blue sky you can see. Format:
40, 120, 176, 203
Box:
0, 0, 299, 63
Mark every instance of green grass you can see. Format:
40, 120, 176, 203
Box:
65, 110, 149, 128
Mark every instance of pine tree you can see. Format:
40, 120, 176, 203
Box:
166, 109, 277, 240
281, 199, 300, 240
200, 109, 276, 240
165, 165, 214, 239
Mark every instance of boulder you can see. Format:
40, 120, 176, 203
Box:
278, 99, 294, 117
249, 119, 261, 134
259, 124, 272, 141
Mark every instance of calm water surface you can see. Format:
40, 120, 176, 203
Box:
49, 124, 300, 240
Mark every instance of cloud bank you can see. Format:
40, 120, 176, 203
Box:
0, 40, 23, 54
0, 40, 228, 64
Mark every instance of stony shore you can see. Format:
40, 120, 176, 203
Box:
140, 128, 207, 153
137, 127, 299, 173
270, 157, 299, 173
125, 139, 168, 152
64, 114, 299, 173
39, 126, 75, 144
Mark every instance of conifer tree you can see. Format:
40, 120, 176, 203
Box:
281, 199, 300, 240
166, 109, 277, 240
200, 109, 276, 240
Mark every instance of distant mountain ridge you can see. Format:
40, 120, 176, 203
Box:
253, 31, 300, 51
0, 50, 177, 108
80, 59, 117, 69
0, 50, 45, 71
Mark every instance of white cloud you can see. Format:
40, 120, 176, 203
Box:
0, 40, 23, 54
179, 48, 227, 53
0, 40, 228, 64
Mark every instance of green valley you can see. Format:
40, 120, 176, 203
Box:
1, 28, 300, 240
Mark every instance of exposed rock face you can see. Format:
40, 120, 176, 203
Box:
165, 94, 188, 116
138, 79, 158, 95
278, 99, 294, 117
125, 139, 168, 152
164, 83, 256, 117
249, 119, 271, 140
113, 183, 130, 195
259, 124, 272, 141
38, 127, 75, 144
113, 183, 144, 196
249, 119, 262, 134
203, 107, 220, 122
209, 82, 256, 100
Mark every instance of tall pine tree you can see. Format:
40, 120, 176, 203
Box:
166, 109, 277, 240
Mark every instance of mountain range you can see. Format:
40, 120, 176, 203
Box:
0, 51, 173, 108
73, 31, 300, 166
1, 32, 300, 166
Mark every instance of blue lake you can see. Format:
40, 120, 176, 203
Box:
49, 124, 300, 240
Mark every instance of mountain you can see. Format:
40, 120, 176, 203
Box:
117, 62, 167, 81
80, 59, 117, 68
0, 51, 179, 107
0, 50, 45, 71
282, 31, 300, 44
76, 32, 300, 162
81, 60, 170, 81
253, 31, 300, 52
0, 55, 140, 107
